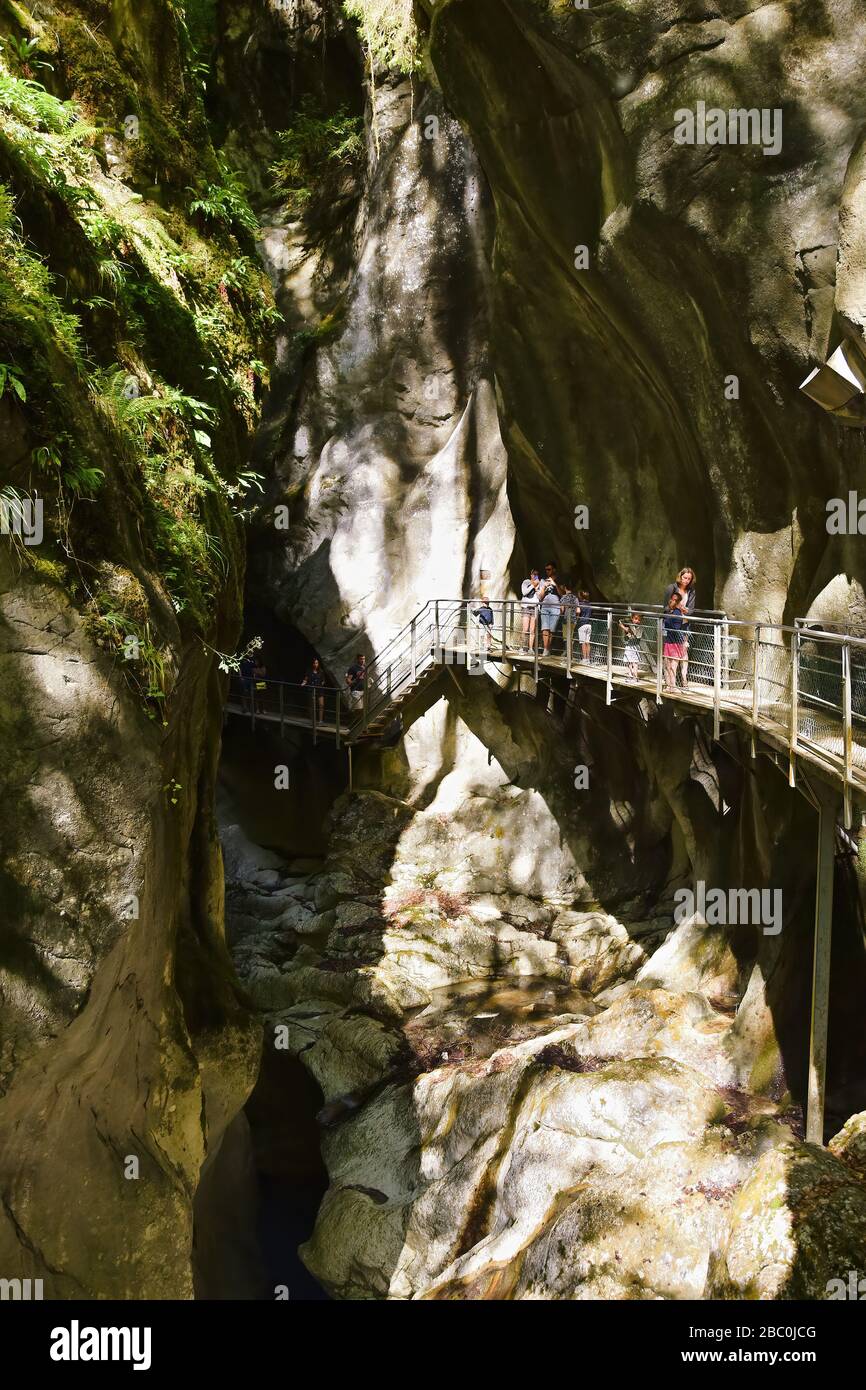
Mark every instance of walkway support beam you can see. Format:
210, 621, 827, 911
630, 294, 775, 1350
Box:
655, 617, 663, 705
842, 641, 853, 830
605, 610, 613, 706
789, 630, 799, 788
750, 624, 761, 759
806, 786, 837, 1145
534, 606, 539, 687
712, 623, 721, 741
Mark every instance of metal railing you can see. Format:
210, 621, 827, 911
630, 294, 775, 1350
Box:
225, 675, 348, 746
224, 598, 865, 820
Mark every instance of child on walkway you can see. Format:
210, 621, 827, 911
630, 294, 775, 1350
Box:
577, 591, 593, 662
663, 592, 689, 691
560, 580, 578, 648
620, 611, 643, 681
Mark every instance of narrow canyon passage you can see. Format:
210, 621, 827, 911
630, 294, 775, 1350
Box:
2, 0, 866, 1325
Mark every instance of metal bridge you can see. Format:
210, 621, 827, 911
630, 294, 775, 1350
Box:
226, 598, 865, 810
224, 596, 865, 1146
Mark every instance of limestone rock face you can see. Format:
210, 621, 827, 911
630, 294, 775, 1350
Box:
708, 1142, 866, 1299
829, 1109, 866, 1182
302, 1045, 792, 1300
0, 572, 261, 1299
0, 0, 268, 1297
250, 62, 514, 672
426, 0, 866, 630
250, 0, 866, 654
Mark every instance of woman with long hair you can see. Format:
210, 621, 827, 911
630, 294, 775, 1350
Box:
663, 566, 696, 613
663, 567, 696, 687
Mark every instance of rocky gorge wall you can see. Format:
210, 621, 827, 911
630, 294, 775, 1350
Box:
228, 0, 866, 1300
0, 0, 271, 1296
2, 0, 866, 1303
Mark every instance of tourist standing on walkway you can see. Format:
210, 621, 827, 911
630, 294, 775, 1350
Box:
577, 590, 593, 662
538, 563, 562, 654
663, 567, 697, 614
620, 612, 643, 681
662, 591, 689, 691
345, 653, 366, 705
521, 569, 540, 651
239, 651, 256, 714
560, 581, 578, 648
302, 657, 326, 722
663, 567, 696, 686
250, 653, 267, 714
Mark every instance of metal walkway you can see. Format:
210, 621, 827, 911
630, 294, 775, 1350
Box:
226, 598, 866, 821
223, 595, 865, 1148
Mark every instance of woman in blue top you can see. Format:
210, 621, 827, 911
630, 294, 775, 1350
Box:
662, 591, 689, 691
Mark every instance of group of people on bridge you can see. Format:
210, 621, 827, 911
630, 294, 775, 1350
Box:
237, 564, 699, 716
475, 563, 698, 691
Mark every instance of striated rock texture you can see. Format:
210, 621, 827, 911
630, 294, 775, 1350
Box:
424, 0, 866, 628
256, 0, 866, 664
247, 18, 513, 667
0, 0, 270, 1295
4, 0, 866, 1303
216, 0, 866, 1300
223, 677, 866, 1299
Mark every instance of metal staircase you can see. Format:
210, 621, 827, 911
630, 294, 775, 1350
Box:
351, 600, 474, 741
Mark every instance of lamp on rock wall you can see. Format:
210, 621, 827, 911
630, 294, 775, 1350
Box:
800, 338, 866, 424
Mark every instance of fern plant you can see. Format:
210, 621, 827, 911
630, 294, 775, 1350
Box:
188, 157, 258, 237
270, 100, 363, 206
0, 361, 26, 400
343, 0, 422, 73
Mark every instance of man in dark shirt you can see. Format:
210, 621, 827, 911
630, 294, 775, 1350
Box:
346, 653, 366, 703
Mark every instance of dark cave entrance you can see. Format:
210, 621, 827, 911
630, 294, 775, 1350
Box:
245, 1046, 331, 1302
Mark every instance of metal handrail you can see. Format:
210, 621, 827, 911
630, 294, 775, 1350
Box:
224, 598, 866, 822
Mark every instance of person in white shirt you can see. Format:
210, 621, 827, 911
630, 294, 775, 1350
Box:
520, 569, 540, 651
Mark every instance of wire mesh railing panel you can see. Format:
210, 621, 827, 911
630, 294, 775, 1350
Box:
224, 599, 866, 788
227, 677, 345, 731
721, 624, 756, 697
852, 652, 866, 773
797, 636, 844, 759
755, 637, 791, 732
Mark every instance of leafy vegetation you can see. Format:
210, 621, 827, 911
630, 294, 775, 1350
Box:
0, 21, 275, 715
270, 100, 363, 209
0, 359, 25, 399
188, 155, 258, 238
343, 0, 422, 74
